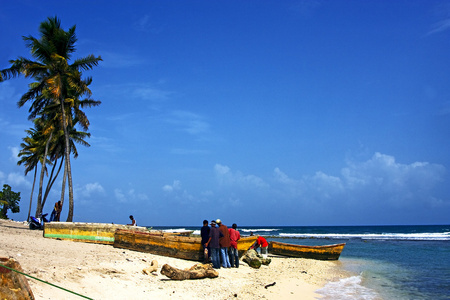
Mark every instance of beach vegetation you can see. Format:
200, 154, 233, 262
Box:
0, 184, 21, 219
0, 16, 101, 221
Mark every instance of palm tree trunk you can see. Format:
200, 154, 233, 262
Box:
42, 157, 63, 209
36, 131, 52, 217
60, 156, 67, 207
27, 166, 37, 221
60, 99, 74, 222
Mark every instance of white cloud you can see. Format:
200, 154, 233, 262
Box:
427, 18, 450, 35
9, 146, 19, 163
135, 15, 151, 31
166, 111, 210, 135
214, 164, 268, 189
162, 180, 197, 204
100, 51, 144, 68
133, 15, 163, 33
341, 153, 445, 193
0, 172, 30, 189
133, 87, 173, 102
100, 83, 172, 103
162, 180, 181, 192
79, 182, 105, 198
114, 189, 126, 203
263, 153, 446, 212
114, 188, 148, 203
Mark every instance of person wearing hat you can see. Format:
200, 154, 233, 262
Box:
216, 219, 232, 268
205, 220, 223, 269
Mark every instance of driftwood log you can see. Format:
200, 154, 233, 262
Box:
0, 257, 35, 300
142, 259, 158, 275
242, 249, 271, 269
160, 263, 218, 280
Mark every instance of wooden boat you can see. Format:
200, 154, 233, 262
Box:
114, 229, 258, 261
268, 241, 345, 260
43, 222, 150, 245
161, 230, 194, 236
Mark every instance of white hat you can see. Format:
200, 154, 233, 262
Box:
216, 219, 221, 224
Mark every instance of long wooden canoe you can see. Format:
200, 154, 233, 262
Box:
43, 222, 150, 245
268, 241, 345, 260
114, 229, 258, 261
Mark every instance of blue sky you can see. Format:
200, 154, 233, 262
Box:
1, 0, 449, 226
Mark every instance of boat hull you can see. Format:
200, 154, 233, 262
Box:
268, 241, 345, 260
43, 222, 149, 245
114, 229, 258, 261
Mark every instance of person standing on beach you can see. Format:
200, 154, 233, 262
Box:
128, 215, 137, 226
200, 219, 210, 263
55, 201, 62, 221
49, 201, 62, 222
216, 219, 232, 268
228, 223, 241, 268
205, 220, 222, 269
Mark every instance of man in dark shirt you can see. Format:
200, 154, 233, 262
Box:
200, 220, 210, 263
205, 220, 222, 269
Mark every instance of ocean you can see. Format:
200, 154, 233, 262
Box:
151, 225, 450, 300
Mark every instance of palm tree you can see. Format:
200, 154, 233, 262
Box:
17, 125, 47, 221
42, 117, 91, 210
1, 16, 101, 221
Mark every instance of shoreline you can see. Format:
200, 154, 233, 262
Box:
0, 219, 352, 299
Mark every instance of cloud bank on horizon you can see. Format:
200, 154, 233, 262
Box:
1, 0, 449, 226
1, 150, 447, 225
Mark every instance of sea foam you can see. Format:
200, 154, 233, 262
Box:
316, 275, 381, 300
279, 232, 450, 241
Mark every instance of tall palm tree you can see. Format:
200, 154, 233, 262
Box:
17, 125, 48, 221
1, 16, 101, 221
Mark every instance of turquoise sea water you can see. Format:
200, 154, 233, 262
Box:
151, 225, 450, 300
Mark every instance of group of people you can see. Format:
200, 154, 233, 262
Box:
201, 219, 241, 269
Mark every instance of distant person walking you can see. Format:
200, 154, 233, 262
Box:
205, 220, 223, 269
200, 219, 211, 263
216, 219, 231, 268
228, 223, 241, 268
128, 215, 137, 226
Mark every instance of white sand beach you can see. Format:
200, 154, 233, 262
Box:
0, 219, 351, 299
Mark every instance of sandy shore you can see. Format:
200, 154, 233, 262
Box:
0, 219, 351, 299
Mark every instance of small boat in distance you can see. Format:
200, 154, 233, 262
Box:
114, 229, 258, 261
268, 241, 345, 260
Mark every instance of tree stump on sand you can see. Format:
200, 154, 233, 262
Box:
242, 249, 271, 269
0, 257, 35, 300
161, 263, 219, 280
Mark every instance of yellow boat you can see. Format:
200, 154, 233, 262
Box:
268, 241, 345, 260
114, 229, 258, 261
43, 222, 149, 245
